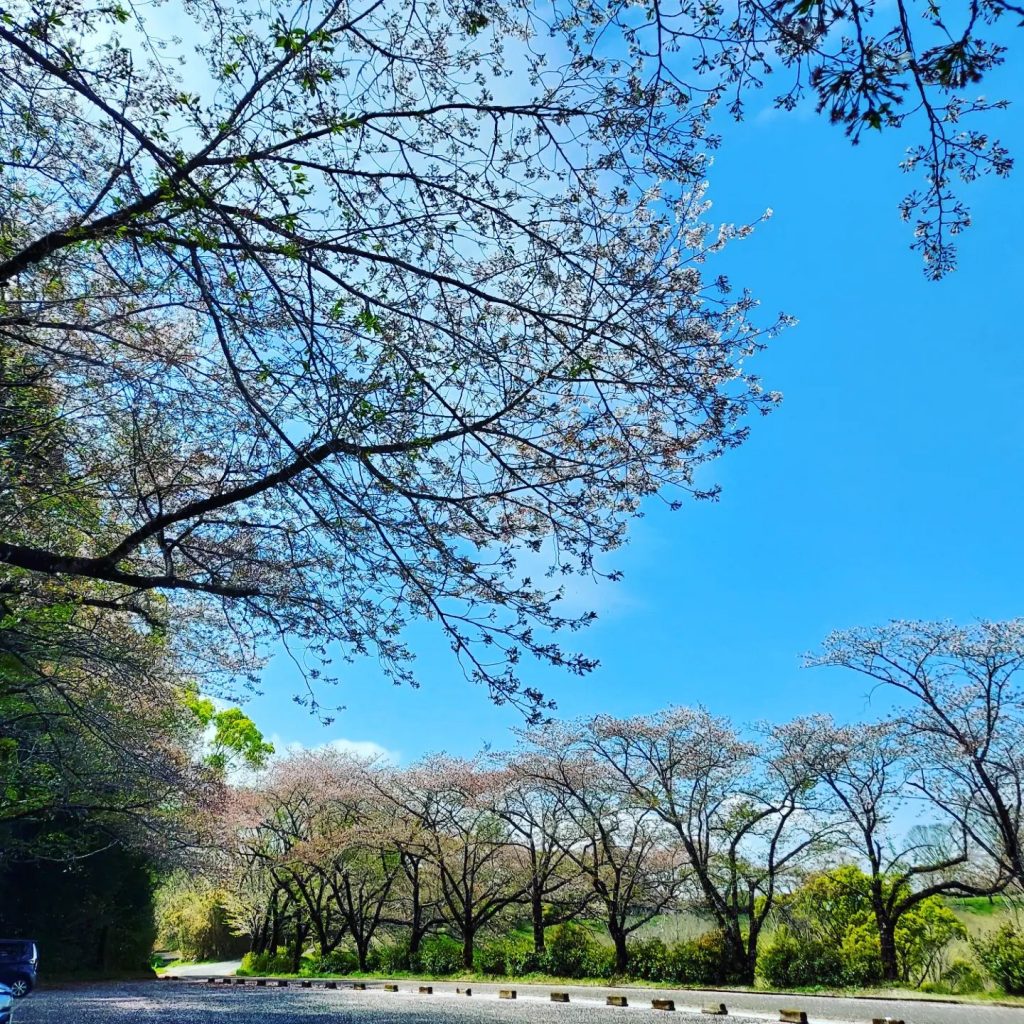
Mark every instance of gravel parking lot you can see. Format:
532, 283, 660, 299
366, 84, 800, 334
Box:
9, 981, 769, 1024
12, 980, 1024, 1024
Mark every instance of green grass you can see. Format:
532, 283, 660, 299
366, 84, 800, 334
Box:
947, 895, 1018, 918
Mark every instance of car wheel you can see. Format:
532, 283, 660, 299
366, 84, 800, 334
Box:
8, 977, 31, 998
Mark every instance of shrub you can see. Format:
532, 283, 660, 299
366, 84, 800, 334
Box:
239, 947, 293, 975
628, 938, 669, 981
505, 939, 542, 976
666, 931, 729, 986
839, 922, 884, 987
543, 923, 599, 979
477, 940, 508, 976
974, 924, 1024, 995
239, 951, 260, 975
312, 949, 358, 975
758, 928, 847, 988
581, 942, 617, 978
938, 957, 986, 995
376, 940, 412, 973
478, 937, 541, 976
894, 898, 966, 986
416, 934, 464, 975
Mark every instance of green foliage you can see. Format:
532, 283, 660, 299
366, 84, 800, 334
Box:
155, 877, 248, 961
542, 923, 604, 979
974, 924, 1024, 995
778, 866, 968, 987
239, 947, 295, 975
477, 937, 540, 976
758, 927, 848, 988
0, 846, 156, 973
665, 930, 730, 986
894, 899, 966, 985
838, 921, 884, 986
627, 938, 669, 981
375, 940, 413, 973
312, 949, 360, 975
788, 865, 879, 945
935, 957, 987, 994
183, 691, 274, 774
581, 943, 617, 979
415, 935, 464, 975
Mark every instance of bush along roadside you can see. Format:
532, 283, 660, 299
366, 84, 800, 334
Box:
973, 925, 1024, 996
230, 915, 1021, 999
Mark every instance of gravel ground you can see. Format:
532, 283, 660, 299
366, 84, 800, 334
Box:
12, 980, 1024, 1024
9, 981, 775, 1024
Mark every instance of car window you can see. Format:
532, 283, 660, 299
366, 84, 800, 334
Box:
0, 943, 30, 961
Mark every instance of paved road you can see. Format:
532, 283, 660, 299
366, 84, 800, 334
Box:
167, 959, 244, 977
13, 979, 1024, 1024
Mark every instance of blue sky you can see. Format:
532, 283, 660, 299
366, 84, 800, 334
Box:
244, 53, 1024, 764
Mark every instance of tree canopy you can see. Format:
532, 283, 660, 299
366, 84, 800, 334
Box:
0, 0, 1018, 717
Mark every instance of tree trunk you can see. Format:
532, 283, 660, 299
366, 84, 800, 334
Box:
462, 929, 475, 970
740, 918, 760, 987
869, 877, 900, 983
610, 922, 628, 975
878, 918, 899, 982
722, 918, 750, 984
531, 883, 546, 953
292, 915, 305, 974
405, 855, 427, 959
252, 914, 266, 955
270, 899, 282, 951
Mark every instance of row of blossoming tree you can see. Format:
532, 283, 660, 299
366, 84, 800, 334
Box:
205, 620, 1024, 987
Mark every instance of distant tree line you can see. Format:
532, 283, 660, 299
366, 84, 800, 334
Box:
181, 620, 1024, 991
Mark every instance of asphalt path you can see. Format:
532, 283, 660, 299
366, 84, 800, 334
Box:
170, 960, 245, 977
13, 979, 1024, 1024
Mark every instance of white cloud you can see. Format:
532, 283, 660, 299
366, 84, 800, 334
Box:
268, 734, 401, 765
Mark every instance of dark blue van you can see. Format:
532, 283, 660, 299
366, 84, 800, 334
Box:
0, 940, 37, 997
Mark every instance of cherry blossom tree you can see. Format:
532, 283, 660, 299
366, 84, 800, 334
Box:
777, 715, 1010, 981
230, 755, 351, 961
376, 757, 531, 968
517, 724, 690, 974
0, 0, 792, 719
388, 846, 445, 961
809, 620, 1024, 889
587, 707, 832, 983
493, 762, 594, 954
317, 765, 405, 971
0, 342, 251, 864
